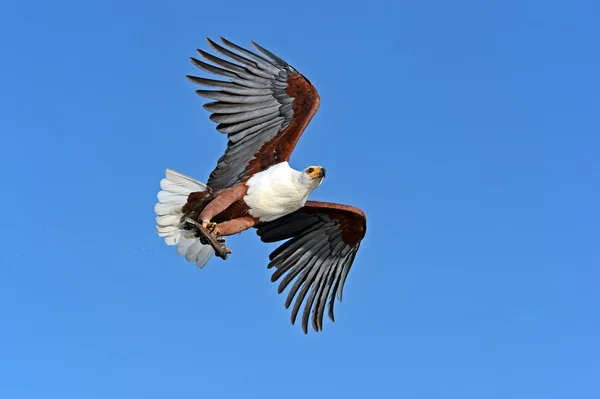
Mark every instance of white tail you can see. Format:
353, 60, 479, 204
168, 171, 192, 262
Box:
155, 169, 214, 268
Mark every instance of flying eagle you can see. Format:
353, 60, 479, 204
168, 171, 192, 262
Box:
155, 38, 367, 333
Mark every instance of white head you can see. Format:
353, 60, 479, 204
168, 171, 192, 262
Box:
298, 165, 326, 189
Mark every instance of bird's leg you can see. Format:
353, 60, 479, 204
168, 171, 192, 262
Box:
214, 216, 258, 237
198, 184, 248, 231
200, 217, 257, 256
184, 184, 248, 259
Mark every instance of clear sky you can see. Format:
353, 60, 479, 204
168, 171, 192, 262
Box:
1, 0, 599, 398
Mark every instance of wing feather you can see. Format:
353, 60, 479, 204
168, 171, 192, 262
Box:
188, 38, 320, 189
207, 38, 276, 79
255, 201, 367, 333
203, 99, 279, 114
290, 257, 323, 328
278, 237, 330, 295
303, 259, 331, 333
220, 37, 284, 72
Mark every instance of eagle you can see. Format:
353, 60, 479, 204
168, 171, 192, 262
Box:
155, 38, 367, 333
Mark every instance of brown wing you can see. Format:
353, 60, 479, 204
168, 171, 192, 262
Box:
187, 38, 320, 189
255, 201, 367, 333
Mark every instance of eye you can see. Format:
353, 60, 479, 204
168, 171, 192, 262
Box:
307, 167, 314, 174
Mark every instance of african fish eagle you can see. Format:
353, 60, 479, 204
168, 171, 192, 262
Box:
155, 38, 367, 333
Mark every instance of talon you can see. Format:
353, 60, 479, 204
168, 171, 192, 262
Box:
201, 220, 220, 235
201, 220, 213, 230
187, 217, 230, 259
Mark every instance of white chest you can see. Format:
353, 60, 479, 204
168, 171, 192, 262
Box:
244, 163, 312, 222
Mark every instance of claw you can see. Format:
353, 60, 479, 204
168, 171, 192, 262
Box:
202, 220, 216, 231
202, 220, 221, 236
185, 217, 230, 260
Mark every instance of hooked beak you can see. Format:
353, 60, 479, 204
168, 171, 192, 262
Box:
320, 168, 326, 178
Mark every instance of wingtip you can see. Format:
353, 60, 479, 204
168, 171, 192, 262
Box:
249, 40, 265, 53
328, 310, 335, 323
189, 56, 202, 66
249, 41, 262, 54
206, 37, 219, 49
312, 319, 321, 333
249, 41, 288, 67
196, 48, 211, 59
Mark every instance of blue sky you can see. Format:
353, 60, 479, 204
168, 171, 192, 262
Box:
1, 0, 599, 397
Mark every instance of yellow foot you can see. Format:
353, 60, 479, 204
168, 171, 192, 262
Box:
202, 220, 220, 236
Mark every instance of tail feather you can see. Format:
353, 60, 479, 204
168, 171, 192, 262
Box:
155, 169, 214, 268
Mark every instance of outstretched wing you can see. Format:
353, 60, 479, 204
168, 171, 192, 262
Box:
187, 38, 320, 190
255, 201, 367, 333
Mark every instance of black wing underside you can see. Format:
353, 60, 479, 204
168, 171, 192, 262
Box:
256, 207, 363, 333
